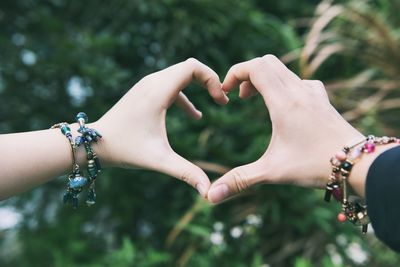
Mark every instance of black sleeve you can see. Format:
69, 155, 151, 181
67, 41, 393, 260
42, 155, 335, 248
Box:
366, 145, 400, 252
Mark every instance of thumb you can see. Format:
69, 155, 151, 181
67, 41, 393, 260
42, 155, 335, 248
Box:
208, 160, 266, 204
160, 152, 211, 198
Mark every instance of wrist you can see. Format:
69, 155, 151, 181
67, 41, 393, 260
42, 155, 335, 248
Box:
324, 135, 399, 233
317, 122, 365, 188
348, 143, 399, 198
69, 121, 112, 168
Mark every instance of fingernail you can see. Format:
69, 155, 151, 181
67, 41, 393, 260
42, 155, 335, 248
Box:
208, 184, 229, 203
224, 95, 230, 103
196, 183, 208, 197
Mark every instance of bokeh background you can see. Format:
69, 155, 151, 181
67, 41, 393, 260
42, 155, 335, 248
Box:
1, 0, 400, 266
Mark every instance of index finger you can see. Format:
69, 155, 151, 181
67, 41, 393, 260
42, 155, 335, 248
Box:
222, 55, 302, 97
149, 58, 229, 106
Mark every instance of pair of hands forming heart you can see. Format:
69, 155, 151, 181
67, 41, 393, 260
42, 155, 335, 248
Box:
93, 55, 365, 204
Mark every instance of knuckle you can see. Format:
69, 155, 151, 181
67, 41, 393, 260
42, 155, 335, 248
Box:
228, 63, 239, 74
180, 170, 192, 184
303, 80, 327, 96
206, 72, 219, 86
231, 168, 249, 193
249, 57, 265, 72
312, 81, 328, 98
185, 57, 200, 67
262, 54, 279, 63
312, 80, 325, 89
210, 72, 219, 81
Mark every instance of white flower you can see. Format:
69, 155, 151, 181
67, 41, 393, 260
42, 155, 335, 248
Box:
336, 234, 348, 246
213, 221, 224, 232
20, 49, 37, 66
210, 232, 224, 246
346, 242, 368, 264
246, 214, 262, 227
12, 33, 26, 46
326, 244, 343, 266
66, 76, 93, 107
230, 226, 243, 238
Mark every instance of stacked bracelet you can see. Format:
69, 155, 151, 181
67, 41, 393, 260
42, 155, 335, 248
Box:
52, 112, 102, 209
325, 135, 399, 233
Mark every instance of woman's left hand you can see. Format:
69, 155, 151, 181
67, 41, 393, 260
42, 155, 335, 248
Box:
93, 58, 229, 197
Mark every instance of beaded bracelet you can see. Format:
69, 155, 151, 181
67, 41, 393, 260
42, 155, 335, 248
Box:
74, 112, 102, 207
325, 135, 399, 233
52, 112, 102, 209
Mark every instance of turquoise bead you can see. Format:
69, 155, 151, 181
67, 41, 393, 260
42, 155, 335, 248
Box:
75, 112, 88, 123
69, 175, 88, 189
61, 125, 71, 135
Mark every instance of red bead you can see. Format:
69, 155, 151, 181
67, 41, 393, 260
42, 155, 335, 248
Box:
337, 213, 347, 222
332, 187, 342, 201
364, 143, 375, 153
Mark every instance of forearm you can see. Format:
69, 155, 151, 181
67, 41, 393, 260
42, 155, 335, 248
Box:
0, 123, 102, 200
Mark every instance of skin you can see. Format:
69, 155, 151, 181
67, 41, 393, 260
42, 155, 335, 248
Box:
0, 58, 228, 200
207, 55, 398, 203
1, 55, 396, 204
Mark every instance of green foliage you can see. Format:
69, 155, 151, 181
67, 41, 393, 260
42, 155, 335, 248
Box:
1, 0, 400, 266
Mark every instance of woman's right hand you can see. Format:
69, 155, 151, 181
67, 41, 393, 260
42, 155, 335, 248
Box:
208, 55, 365, 203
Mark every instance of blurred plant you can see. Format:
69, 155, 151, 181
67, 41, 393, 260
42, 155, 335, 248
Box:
293, 0, 400, 134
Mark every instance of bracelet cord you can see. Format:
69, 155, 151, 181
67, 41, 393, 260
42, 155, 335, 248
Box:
325, 135, 400, 234
52, 112, 102, 209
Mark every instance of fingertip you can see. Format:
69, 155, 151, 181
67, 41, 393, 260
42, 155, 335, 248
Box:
196, 183, 209, 198
207, 183, 230, 204
192, 110, 203, 120
215, 94, 230, 106
222, 94, 230, 105
221, 82, 235, 94
238, 90, 246, 99
198, 175, 212, 198
163, 152, 212, 197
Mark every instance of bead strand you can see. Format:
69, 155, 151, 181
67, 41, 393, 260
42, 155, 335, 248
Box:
52, 112, 102, 209
325, 135, 400, 234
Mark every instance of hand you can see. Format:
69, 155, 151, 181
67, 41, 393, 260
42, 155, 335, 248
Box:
207, 55, 364, 203
92, 58, 229, 197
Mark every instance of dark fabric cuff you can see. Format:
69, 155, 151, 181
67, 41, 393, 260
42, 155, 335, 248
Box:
366, 145, 400, 252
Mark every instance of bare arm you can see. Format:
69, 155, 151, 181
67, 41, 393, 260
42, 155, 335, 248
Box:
0, 58, 228, 200
0, 124, 92, 199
